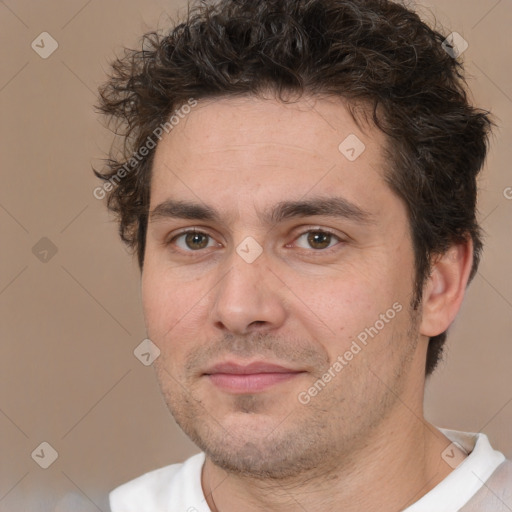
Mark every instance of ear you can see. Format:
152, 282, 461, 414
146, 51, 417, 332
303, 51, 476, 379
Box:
419, 237, 474, 337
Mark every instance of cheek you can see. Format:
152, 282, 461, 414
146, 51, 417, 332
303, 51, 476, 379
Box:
291, 261, 410, 353
141, 267, 203, 346
314, 285, 377, 335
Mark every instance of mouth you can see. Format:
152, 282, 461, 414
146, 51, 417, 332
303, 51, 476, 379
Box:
203, 361, 306, 393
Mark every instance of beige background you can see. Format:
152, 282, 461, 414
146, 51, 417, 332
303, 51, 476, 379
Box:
1, 0, 511, 510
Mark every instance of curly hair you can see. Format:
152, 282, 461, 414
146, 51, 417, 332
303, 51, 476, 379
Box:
95, 0, 492, 376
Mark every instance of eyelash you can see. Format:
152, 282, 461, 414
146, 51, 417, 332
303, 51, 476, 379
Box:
166, 228, 345, 255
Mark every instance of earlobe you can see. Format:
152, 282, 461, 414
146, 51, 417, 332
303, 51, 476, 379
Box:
419, 238, 474, 337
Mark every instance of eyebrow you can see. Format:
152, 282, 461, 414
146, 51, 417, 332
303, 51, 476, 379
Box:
149, 196, 375, 226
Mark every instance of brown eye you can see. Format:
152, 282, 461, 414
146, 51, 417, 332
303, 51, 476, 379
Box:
307, 231, 333, 249
172, 231, 215, 251
293, 230, 341, 251
185, 232, 209, 250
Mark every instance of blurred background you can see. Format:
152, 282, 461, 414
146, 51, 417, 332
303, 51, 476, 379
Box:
1, 0, 511, 510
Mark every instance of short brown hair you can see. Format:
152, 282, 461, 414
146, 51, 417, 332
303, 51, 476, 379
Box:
95, 0, 492, 375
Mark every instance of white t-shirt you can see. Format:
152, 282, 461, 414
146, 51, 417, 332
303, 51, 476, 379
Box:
109, 428, 512, 512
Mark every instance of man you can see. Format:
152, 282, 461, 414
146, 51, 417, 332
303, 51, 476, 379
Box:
95, 0, 511, 510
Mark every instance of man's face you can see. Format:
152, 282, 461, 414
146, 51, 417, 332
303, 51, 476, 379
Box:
142, 95, 426, 478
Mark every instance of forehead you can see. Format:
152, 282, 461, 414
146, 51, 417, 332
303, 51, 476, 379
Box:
150, 95, 392, 220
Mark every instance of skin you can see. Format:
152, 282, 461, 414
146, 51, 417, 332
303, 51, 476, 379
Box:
142, 94, 473, 511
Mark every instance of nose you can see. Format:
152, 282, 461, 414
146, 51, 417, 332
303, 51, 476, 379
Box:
210, 252, 287, 336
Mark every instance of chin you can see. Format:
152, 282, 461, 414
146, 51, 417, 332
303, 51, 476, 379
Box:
203, 437, 317, 479
179, 412, 333, 480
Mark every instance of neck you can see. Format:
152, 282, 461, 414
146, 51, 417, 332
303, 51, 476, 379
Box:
201, 412, 457, 512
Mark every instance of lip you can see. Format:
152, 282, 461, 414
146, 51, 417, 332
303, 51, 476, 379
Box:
204, 361, 305, 393
205, 361, 300, 375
